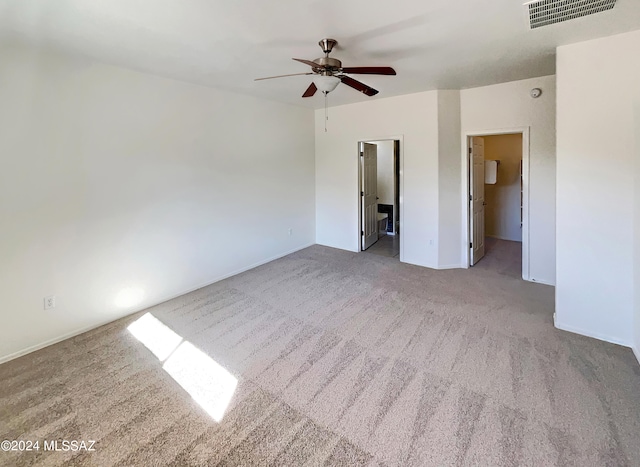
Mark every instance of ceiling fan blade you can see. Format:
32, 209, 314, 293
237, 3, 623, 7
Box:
302, 82, 317, 98
293, 58, 322, 69
254, 72, 313, 81
341, 66, 396, 75
340, 75, 379, 96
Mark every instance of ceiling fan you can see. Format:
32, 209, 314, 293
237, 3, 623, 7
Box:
255, 38, 396, 98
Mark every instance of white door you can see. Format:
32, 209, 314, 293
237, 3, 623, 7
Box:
361, 143, 378, 250
470, 136, 485, 265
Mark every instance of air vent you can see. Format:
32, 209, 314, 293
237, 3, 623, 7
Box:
526, 0, 617, 29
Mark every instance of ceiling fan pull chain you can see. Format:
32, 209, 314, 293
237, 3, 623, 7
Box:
324, 91, 328, 132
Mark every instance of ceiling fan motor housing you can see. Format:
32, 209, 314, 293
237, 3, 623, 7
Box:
313, 56, 342, 74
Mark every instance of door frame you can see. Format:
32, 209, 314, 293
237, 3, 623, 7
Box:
461, 127, 530, 280
357, 135, 405, 261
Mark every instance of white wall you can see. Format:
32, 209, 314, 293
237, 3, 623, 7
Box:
556, 30, 640, 347
437, 91, 463, 268
315, 91, 440, 268
461, 75, 556, 284
0, 43, 315, 361
484, 134, 523, 242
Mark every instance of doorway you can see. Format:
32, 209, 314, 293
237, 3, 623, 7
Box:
465, 129, 530, 280
358, 139, 401, 259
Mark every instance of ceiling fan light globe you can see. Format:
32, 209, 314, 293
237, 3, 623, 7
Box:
313, 75, 340, 93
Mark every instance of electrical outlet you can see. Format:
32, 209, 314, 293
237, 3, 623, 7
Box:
44, 296, 56, 310
288, 228, 293, 236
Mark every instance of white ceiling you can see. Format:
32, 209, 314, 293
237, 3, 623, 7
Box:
2, 0, 640, 108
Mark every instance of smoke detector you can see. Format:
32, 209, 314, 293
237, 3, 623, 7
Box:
525, 0, 617, 29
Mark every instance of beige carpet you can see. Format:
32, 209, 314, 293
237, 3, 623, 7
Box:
1, 245, 639, 466
473, 237, 523, 280
363, 234, 400, 258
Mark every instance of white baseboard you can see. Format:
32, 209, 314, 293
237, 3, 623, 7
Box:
633, 347, 640, 366
554, 320, 631, 348
0, 242, 315, 365
527, 277, 555, 286
0, 318, 126, 365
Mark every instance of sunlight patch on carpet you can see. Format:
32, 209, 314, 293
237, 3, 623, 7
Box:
127, 313, 182, 361
127, 312, 237, 421
163, 341, 238, 422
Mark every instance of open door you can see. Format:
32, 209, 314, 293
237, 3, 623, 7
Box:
361, 143, 378, 250
470, 136, 486, 265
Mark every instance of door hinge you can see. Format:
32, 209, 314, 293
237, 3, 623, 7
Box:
469, 147, 472, 154
360, 152, 364, 157
469, 195, 472, 201
361, 191, 364, 196
361, 230, 364, 236
470, 242, 473, 248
